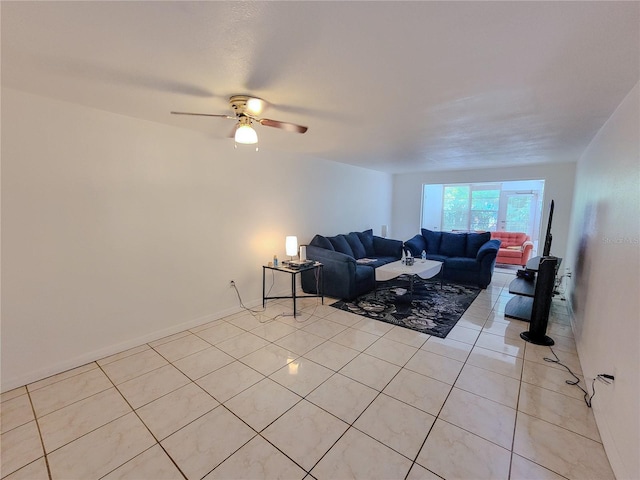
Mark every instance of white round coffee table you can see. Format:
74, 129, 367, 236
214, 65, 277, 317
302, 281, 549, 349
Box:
375, 259, 443, 298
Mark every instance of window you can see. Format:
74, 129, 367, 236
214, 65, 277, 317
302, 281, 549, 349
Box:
441, 185, 500, 231
442, 185, 469, 231
422, 180, 545, 254
470, 188, 500, 231
502, 194, 535, 232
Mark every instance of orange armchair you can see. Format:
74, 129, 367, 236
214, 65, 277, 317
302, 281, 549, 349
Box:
490, 232, 534, 267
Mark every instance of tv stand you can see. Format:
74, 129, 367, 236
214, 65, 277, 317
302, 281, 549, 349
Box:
505, 258, 537, 321
504, 256, 559, 345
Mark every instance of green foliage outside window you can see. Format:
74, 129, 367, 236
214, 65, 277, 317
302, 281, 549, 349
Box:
442, 186, 469, 231
471, 190, 500, 231
505, 196, 533, 232
443, 186, 500, 231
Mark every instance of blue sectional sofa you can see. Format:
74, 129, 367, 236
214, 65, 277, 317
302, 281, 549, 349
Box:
404, 229, 501, 288
301, 229, 403, 300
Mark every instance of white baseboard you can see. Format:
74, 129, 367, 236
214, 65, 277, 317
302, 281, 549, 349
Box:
1, 290, 286, 393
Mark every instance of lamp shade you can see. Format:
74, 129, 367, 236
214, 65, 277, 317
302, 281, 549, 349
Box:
285, 236, 298, 257
235, 124, 258, 144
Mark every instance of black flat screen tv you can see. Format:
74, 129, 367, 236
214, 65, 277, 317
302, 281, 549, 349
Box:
542, 200, 554, 257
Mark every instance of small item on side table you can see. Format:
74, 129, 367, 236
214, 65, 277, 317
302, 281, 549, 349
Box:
273, 255, 278, 267
517, 269, 535, 280
287, 259, 314, 269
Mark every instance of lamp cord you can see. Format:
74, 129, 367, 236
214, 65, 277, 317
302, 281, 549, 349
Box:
543, 346, 611, 408
231, 272, 276, 322
232, 265, 323, 323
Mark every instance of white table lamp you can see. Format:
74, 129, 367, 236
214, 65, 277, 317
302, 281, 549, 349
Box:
285, 236, 298, 260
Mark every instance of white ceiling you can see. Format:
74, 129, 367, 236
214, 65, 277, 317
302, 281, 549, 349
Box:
2, 1, 638, 173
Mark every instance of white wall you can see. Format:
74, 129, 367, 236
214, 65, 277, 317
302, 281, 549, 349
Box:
392, 163, 576, 260
0, 88, 392, 391
565, 82, 639, 480
421, 184, 443, 231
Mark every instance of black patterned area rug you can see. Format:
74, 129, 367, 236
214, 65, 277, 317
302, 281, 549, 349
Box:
331, 277, 481, 338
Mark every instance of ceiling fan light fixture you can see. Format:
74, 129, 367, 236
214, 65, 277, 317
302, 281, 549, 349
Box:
171, 94, 307, 147
246, 97, 265, 115
235, 124, 258, 144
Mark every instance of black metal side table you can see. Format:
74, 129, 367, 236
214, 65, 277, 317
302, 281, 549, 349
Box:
262, 262, 324, 317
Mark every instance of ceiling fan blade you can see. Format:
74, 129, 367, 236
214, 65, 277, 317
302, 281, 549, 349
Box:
259, 118, 308, 134
171, 111, 234, 119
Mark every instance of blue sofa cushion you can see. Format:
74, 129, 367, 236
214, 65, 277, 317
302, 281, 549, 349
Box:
310, 234, 334, 251
404, 234, 426, 257
364, 256, 399, 269
357, 229, 376, 256
421, 229, 442, 255
426, 254, 448, 263
346, 232, 367, 259
440, 232, 466, 257
328, 234, 354, 257
466, 232, 491, 258
446, 256, 481, 271
373, 236, 402, 257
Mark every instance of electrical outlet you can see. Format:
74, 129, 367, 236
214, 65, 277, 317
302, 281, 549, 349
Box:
229, 280, 235, 287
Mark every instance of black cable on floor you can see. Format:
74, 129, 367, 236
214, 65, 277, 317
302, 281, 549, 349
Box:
231, 272, 276, 321
543, 346, 612, 408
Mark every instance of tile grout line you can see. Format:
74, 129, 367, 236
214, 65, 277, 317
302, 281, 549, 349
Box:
94, 362, 190, 480
108, 345, 309, 479
182, 403, 285, 480
509, 293, 582, 477
221, 321, 422, 477
146, 325, 326, 479
508, 336, 528, 480
25, 362, 101, 394
404, 281, 506, 479
512, 342, 574, 480
24, 387, 53, 480
198, 321, 352, 479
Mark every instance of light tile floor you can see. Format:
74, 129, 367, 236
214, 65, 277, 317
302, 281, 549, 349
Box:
0, 271, 616, 479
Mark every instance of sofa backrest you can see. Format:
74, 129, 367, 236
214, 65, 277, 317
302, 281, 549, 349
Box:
421, 229, 491, 258
310, 230, 376, 259
328, 235, 354, 257
490, 231, 529, 248
466, 231, 492, 257
310, 234, 334, 251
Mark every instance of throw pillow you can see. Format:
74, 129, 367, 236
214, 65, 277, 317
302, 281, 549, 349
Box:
439, 232, 467, 257
346, 232, 367, 259
328, 234, 355, 257
421, 229, 442, 254
466, 231, 491, 258
310, 235, 334, 251
357, 229, 376, 256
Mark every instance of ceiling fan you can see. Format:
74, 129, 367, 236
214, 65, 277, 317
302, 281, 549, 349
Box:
171, 95, 308, 145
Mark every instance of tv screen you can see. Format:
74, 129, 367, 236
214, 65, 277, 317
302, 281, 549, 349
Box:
542, 200, 554, 257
